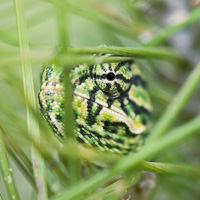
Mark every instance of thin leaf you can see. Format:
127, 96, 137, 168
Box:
13, 0, 48, 199
0, 125, 20, 200
148, 61, 200, 142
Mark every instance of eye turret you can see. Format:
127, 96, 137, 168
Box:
92, 61, 133, 99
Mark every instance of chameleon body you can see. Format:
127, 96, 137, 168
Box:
38, 57, 152, 154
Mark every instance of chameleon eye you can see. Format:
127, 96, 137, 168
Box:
93, 61, 133, 98
106, 72, 115, 81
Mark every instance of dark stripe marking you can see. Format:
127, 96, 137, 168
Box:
78, 74, 90, 85
38, 91, 43, 109
77, 125, 133, 153
103, 120, 138, 136
87, 102, 103, 126
131, 75, 146, 88
89, 86, 99, 101
115, 74, 131, 83
59, 73, 64, 83
115, 138, 124, 144
100, 64, 107, 72
86, 100, 93, 125
95, 74, 107, 80
114, 60, 133, 72
114, 82, 122, 93
107, 99, 113, 108
46, 113, 64, 138
80, 127, 122, 151
45, 68, 53, 81
108, 63, 112, 71
104, 83, 111, 93
45, 82, 50, 86
127, 96, 150, 116
56, 114, 63, 122
119, 99, 129, 115
47, 103, 52, 112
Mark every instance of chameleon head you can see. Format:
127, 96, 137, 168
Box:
38, 59, 152, 154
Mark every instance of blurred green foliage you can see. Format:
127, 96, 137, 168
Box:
0, 0, 200, 199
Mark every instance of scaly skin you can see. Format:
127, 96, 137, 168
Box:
38, 56, 152, 154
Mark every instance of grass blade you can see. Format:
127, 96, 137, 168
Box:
13, 0, 48, 199
0, 126, 20, 200
50, 116, 200, 200
56, 3, 82, 183
141, 162, 200, 178
144, 6, 200, 46
68, 46, 180, 61
148, 61, 200, 142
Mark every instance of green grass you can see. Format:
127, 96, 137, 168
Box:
0, 0, 200, 199
13, 0, 48, 199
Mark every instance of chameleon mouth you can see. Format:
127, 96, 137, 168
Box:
74, 92, 146, 134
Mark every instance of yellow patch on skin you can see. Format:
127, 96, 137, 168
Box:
80, 103, 87, 118
128, 137, 137, 144
123, 99, 129, 105
129, 111, 136, 119
73, 97, 87, 119
134, 115, 146, 131
87, 80, 94, 91
92, 123, 104, 134
132, 64, 143, 76
128, 85, 152, 111
112, 101, 121, 108
101, 110, 115, 121
135, 122, 146, 132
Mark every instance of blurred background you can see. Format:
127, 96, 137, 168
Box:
0, 0, 200, 199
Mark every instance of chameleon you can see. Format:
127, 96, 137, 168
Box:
38, 55, 152, 154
